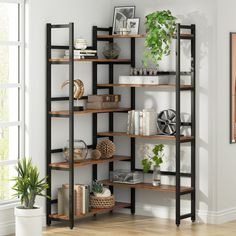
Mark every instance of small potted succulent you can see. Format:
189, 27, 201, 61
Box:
12, 158, 48, 236
90, 180, 115, 208
143, 10, 177, 67
141, 144, 164, 186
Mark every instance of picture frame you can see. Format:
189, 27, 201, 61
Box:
112, 6, 135, 35
127, 18, 140, 35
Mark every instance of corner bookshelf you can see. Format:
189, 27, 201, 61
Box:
46, 23, 196, 229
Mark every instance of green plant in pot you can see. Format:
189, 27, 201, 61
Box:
141, 144, 164, 186
12, 158, 48, 236
143, 10, 177, 67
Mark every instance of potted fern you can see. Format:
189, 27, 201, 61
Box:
143, 10, 177, 67
12, 158, 48, 236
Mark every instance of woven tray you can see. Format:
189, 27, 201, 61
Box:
90, 195, 115, 209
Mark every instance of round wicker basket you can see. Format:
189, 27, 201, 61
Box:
90, 195, 115, 209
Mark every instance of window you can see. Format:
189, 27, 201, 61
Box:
0, 0, 25, 203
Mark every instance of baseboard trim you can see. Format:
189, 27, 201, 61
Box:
118, 204, 236, 224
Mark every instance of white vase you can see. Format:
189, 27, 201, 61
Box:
15, 206, 43, 236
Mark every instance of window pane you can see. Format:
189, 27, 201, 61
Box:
0, 164, 17, 201
0, 3, 19, 41
0, 88, 19, 122
0, 126, 19, 161
0, 46, 19, 84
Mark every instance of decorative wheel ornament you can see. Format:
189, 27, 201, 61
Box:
157, 109, 178, 135
61, 79, 84, 99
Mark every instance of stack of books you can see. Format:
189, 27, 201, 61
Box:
86, 94, 121, 109
64, 49, 97, 59
58, 184, 90, 216
127, 109, 157, 136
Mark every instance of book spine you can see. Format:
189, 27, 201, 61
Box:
82, 185, 86, 214
57, 188, 64, 215
139, 111, 143, 135
127, 111, 131, 134
85, 185, 90, 213
134, 111, 140, 135
130, 110, 135, 134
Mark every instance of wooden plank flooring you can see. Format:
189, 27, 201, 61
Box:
38, 213, 236, 236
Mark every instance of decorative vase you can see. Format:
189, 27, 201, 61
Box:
152, 165, 161, 186
63, 139, 88, 162
102, 43, 121, 59
15, 206, 43, 236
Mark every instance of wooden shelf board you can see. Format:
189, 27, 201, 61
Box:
97, 84, 193, 90
101, 180, 193, 193
49, 202, 130, 220
49, 155, 131, 169
96, 34, 193, 39
49, 58, 131, 63
49, 107, 131, 116
97, 132, 194, 142
97, 34, 145, 39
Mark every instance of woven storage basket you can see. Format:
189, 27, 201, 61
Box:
90, 195, 115, 209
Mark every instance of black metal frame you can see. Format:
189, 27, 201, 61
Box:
175, 24, 196, 226
46, 22, 196, 229
46, 23, 75, 229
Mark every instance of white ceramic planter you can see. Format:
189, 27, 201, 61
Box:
15, 206, 43, 236
118, 76, 169, 85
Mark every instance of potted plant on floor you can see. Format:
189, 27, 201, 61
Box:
141, 144, 164, 186
143, 10, 177, 67
12, 158, 48, 236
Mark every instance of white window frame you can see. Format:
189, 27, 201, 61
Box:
0, 0, 25, 204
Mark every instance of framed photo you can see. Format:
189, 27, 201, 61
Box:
112, 6, 135, 34
127, 18, 140, 35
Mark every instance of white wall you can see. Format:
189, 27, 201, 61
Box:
215, 0, 236, 222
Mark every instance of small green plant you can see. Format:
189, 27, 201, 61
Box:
12, 158, 48, 209
141, 144, 164, 173
92, 180, 103, 194
143, 10, 177, 67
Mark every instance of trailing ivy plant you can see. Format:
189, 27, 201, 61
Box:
141, 144, 164, 173
143, 10, 177, 67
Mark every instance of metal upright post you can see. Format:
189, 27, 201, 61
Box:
108, 27, 114, 194
175, 23, 181, 227
190, 24, 196, 222
92, 26, 98, 180
130, 37, 135, 215
68, 22, 75, 229
46, 23, 52, 226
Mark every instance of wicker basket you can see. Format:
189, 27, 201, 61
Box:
90, 195, 115, 209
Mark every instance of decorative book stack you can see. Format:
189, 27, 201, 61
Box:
86, 94, 121, 109
58, 184, 90, 216
64, 49, 97, 59
127, 109, 157, 136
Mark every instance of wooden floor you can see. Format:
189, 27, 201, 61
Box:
42, 213, 236, 236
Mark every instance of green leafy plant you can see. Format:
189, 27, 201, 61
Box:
92, 180, 103, 194
143, 10, 177, 67
12, 158, 48, 209
141, 144, 164, 173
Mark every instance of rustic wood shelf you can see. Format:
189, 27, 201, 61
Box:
97, 84, 193, 90
49, 58, 131, 63
49, 202, 130, 221
97, 34, 145, 39
49, 108, 131, 116
49, 155, 131, 170
101, 180, 193, 194
96, 33, 193, 39
97, 132, 194, 142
